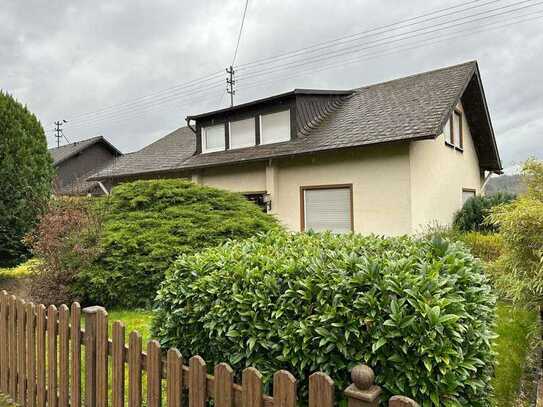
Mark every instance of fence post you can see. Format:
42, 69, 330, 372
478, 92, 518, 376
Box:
83, 306, 106, 407
388, 396, 419, 407
344, 365, 382, 407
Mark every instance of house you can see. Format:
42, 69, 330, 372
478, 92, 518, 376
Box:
90, 61, 502, 235
49, 136, 122, 195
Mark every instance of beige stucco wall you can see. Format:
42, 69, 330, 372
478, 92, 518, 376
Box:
409, 102, 483, 233
194, 145, 413, 235
196, 162, 267, 193
191, 104, 483, 235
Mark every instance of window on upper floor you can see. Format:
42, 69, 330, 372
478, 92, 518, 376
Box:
444, 109, 464, 149
260, 110, 290, 145
229, 118, 255, 149
202, 124, 225, 153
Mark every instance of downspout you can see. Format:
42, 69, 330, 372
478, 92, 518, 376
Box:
481, 171, 494, 195
98, 181, 110, 196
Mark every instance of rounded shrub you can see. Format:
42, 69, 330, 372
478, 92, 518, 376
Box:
453, 193, 515, 233
153, 231, 496, 406
74, 179, 279, 307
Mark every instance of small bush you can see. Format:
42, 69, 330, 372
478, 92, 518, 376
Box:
457, 232, 503, 263
486, 159, 543, 307
453, 193, 515, 233
153, 231, 496, 406
25, 198, 104, 305
75, 179, 279, 307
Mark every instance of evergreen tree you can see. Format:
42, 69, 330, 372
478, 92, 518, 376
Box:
0, 90, 54, 266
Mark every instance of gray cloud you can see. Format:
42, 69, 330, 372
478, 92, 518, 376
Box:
1, 0, 542, 168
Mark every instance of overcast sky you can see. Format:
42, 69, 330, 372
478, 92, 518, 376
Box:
2, 0, 542, 171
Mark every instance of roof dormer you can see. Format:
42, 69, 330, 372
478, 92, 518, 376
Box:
186, 89, 352, 155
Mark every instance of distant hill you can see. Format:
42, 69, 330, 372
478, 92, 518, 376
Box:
485, 174, 526, 195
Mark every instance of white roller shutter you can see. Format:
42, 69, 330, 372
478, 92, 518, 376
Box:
304, 187, 352, 233
260, 110, 290, 144
229, 118, 255, 149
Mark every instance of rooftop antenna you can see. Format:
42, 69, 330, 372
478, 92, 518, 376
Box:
226, 65, 236, 107
54, 120, 69, 147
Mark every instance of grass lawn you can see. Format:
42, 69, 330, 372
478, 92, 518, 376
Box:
492, 302, 539, 406
107, 309, 154, 343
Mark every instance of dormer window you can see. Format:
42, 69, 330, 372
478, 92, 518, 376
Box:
202, 124, 225, 153
229, 118, 255, 149
260, 110, 290, 145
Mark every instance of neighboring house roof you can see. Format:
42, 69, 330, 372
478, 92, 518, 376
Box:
90, 61, 501, 181
93, 127, 196, 179
49, 136, 122, 166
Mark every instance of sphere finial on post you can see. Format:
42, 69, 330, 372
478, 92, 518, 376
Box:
344, 365, 381, 407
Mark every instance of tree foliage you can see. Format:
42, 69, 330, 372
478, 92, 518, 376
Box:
0, 91, 54, 266
74, 179, 279, 307
453, 192, 515, 233
153, 231, 496, 406
487, 159, 543, 306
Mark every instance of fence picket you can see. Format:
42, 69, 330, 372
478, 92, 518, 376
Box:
214, 363, 233, 407
128, 331, 142, 407
0, 293, 421, 407
147, 340, 162, 407
241, 368, 262, 407
96, 308, 109, 407
308, 372, 334, 407
26, 303, 36, 407
0, 291, 8, 394
112, 321, 125, 407
188, 356, 206, 407
8, 295, 17, 398
47, 305, 58, 407
17, 299, 26, 405
71, 303, 81, 407
35, 305, 46, 407
167, 349, 182, 407
58, 305, 70, 407
273, 371, 296, 407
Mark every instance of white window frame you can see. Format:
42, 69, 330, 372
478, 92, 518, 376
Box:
462, 188, 476, 204
201, 124, 225, 153
260, 110, 291, 145
229, 118, 256, 150
301, 184, 353, 233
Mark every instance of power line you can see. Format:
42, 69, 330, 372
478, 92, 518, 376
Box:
236, 0, 543, 81
235, 0, 504, 70
224, 0, 250, 107
237, 10, 543, 92
67, 2, 541, 132
232, 0, 250, 66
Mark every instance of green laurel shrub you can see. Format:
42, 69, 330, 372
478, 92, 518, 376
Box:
153, 231, 496, 406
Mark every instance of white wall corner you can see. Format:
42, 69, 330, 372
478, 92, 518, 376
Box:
191, 172, 202, 184
265, 161, 278, 213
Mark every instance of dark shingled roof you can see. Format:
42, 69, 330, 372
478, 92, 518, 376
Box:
49, 136, 122, 166
93, 127, 195, 179
90, 61, 501, 181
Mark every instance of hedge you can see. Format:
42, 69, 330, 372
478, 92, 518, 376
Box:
153, 231, 496, 406
74, 179, 279, 307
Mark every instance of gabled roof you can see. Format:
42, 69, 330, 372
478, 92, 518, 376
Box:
90, 60, 502, 181
91, 127, 195, 179
48, 136, 122, 166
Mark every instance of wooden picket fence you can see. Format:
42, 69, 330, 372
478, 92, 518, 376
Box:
0, 291, 419, 407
